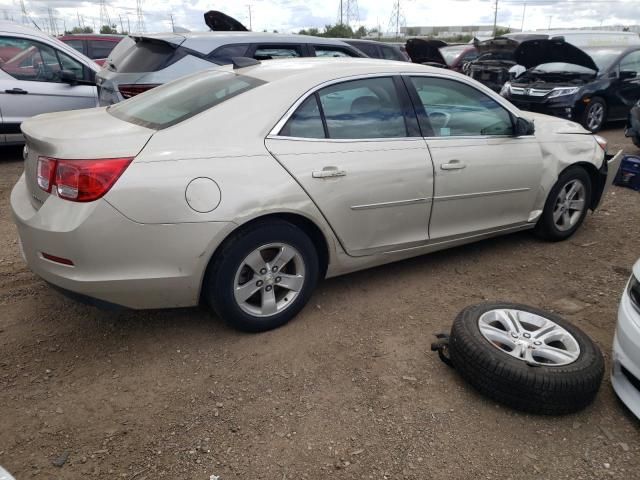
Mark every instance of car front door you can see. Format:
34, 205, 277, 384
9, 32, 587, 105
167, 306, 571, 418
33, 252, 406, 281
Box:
611, 50, 640, 120
406, 75, 544, 240
266, 76, 434, 256
0, 36, 97, 142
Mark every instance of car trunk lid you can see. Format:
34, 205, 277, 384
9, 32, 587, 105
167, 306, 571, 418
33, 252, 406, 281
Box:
21, 108, 155, 207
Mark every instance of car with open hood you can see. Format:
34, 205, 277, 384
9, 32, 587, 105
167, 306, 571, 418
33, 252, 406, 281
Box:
439, 44, 479, 73
501, 39, 640, 132
405, 38, 448, 67
11, 58, 623, 332
96, 11, 365, 105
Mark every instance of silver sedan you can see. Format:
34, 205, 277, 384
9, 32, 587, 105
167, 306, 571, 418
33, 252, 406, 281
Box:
11, 58, 622, 331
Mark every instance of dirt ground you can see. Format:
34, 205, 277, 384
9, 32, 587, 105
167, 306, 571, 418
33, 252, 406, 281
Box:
1, 124, 639, 480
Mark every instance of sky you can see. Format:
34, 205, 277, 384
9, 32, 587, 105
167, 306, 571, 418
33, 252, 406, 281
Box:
1, 0, 639, 35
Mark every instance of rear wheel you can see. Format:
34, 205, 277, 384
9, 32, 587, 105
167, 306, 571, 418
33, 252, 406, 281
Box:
581, 97, 607, 132
204, 220, 319, 332
535, 166, 592, 241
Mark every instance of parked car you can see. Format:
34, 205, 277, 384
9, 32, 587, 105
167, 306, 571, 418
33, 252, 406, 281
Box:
626, 99, 640, 147
0, 21, 99, 145
501, 40, 640, 132
12, 58, 622, 332
612, 259, 640, 419
504, 29, 640, 48
341, 38, 409, 61
405, 38, 448, 66
439, 44, 479, 72
96, 32, 365, 105
59, 33, 124, 66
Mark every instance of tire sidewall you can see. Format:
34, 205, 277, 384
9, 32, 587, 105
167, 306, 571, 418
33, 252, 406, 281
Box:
537, 166, 592, 241
206, 221, 319, 332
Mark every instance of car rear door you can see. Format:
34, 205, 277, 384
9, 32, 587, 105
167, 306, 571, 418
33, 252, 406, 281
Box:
0, 35, 97, 142
266, 75, 434, 256
405, 74, 543, 240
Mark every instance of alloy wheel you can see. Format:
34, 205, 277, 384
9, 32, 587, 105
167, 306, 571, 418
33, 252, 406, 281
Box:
478, 308, 581, 366
586, 103, 604, 131
233, 243, 306, 317
552, 179, 586, 232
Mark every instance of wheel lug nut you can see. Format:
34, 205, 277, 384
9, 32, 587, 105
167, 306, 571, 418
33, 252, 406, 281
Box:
260, 268, 267, 275
272, 266, 278, 272
523, 332, 531, 339
275, 277, 281, 283
511, 332, 518, 338
265, 285, 273, 292
256, 280, 263, 287
534, 341, 542, 346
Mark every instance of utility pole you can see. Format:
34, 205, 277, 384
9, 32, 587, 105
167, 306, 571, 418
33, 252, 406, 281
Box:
135, 0, 145, 33
339, 0, 343, 25
521, 2, 526, 31
99, 0, 110, 29
388, 1, 404, 40
169, 13, 175, 32
548, 15, 552, 29
119, 13, 125, 33
247, 4, 252, 30
492, 0, 499, 36
126, 14, 131, 34
337, 0, 358, 28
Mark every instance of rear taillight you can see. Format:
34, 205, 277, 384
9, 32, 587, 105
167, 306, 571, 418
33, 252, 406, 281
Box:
118, 84, 160, 99
37, 156, 133, 202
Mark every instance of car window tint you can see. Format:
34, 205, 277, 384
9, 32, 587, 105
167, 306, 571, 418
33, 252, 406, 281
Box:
280, 95, 325, 138
108, 70, 266, 130
381, 46, 403, 61
64, 39, 85, 54
350, 42, 378, 58
0, 37, 68, 83
210, 44, 249, 59
114, 39, 180, 73
89, 40, 117, 59
317, 77, 407, 139
254, 45, 302, 60
620, 51, 640, 74
410, 76, 513, 137
314, 46, 356, 58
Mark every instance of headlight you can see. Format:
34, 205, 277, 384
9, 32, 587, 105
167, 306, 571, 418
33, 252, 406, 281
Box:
547, 87, 581, 98
629, 275, 640, 312
500, 82, 511, 97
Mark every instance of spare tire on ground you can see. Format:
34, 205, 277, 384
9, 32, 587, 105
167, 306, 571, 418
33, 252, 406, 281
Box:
447, 302, 604, 415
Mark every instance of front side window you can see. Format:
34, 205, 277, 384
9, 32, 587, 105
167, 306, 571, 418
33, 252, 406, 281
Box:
620, 51, 640, 76
108, 70, 266, 130
0, 36, 84, 82
253, 45, 303, 60
381, 46, 404, 61
410, 76, 513, 137
314, 46, 357, 58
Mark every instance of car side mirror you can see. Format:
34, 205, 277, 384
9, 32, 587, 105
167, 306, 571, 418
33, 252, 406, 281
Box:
59, 69, 78, 85
515, 117, 535, 136
620, 70, 637, 81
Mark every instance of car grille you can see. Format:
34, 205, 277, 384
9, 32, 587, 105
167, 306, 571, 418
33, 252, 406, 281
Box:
509, 86, 552, 97
622, 365, 640, 392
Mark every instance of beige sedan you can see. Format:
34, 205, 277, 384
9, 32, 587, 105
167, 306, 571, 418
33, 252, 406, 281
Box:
11, 58, 622, 331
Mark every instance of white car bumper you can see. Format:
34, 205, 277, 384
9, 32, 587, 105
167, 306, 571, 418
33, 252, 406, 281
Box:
611, 286, 640, 419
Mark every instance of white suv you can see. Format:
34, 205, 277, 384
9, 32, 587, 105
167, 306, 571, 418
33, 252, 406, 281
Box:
0, 21, 100, 145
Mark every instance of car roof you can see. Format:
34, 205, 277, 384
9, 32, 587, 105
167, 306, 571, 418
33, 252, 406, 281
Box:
343, 38, 392, 46
0, 20, 57, 40
136, 31, 359, 54
59, 34, 124, 40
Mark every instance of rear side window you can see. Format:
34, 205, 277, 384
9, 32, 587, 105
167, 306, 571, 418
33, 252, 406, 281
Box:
210, 44, 249, 60
89, 40, 118, 59
313, 46, 358, 58
350, 42, 379, 58
280, 95, 325, 138
253, 45, 303, 60
112, 39, 185, 73
108, 71, 266, 130
380, 46, 404, 61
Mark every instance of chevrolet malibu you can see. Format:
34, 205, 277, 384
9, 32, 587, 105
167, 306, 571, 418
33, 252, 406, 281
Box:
11, 58, 622, 332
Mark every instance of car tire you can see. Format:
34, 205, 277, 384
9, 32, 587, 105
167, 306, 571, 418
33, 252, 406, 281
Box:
448, 302, 604, 415
534, 166, 592, 241
204, 219, 319, 333
581, 97, 607, 132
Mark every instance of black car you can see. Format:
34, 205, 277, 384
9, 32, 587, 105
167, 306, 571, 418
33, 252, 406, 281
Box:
341, 39, 409, 61
501, 39, 640, 132
626, 100, 640, 148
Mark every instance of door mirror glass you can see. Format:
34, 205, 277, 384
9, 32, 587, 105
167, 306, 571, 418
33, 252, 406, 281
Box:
515, 117, 535, 136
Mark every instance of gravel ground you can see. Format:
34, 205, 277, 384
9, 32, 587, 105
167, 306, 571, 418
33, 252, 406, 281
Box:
1, 124, 639, 480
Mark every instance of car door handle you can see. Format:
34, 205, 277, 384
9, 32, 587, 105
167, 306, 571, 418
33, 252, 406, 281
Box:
440, 160, 466, 170
4, 88, 28, 95
312, 167, 347, 179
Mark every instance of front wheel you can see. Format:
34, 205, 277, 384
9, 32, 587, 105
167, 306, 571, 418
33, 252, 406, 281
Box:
581, 97, 607, 132
204, 220, 319, 332
535, 166, 592, 241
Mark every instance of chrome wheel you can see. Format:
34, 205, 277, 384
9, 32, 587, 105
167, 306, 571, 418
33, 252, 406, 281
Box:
478, 309, 580, 366
552, 179, 586, 232
586, 102, 604, 131
233, 243, 305, 317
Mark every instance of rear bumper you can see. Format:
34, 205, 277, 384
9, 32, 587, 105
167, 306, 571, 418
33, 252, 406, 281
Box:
11, 173, 233, 309
612, 290, 640, 420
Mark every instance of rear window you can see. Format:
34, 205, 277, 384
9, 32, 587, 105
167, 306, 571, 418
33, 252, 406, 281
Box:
111, 39, 184, 73
107, 70, 266, 130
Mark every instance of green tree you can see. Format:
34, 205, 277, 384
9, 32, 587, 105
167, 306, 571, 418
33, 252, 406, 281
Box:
353, 26, 368, 38
322, 23, 353, 38
100, 24, 118, 34
66, 26, 93, 34
494, 27, 511, 37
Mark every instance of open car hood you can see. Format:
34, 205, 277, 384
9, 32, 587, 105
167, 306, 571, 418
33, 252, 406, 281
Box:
204, 11, 248, 31
514, 38, 598, 71
474, 37, 520, 55
405, 39, 447, 65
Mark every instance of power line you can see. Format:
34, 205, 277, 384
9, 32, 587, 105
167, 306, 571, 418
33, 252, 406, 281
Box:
388, 0, 405, 39
135, 0, 145, 32
337, 0, 359, 27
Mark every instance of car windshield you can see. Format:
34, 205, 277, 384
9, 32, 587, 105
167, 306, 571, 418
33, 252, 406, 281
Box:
583, 48, 624, 70
107, 70, 266, 130
532, 62, 596, 74
439, 45, 467, 65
